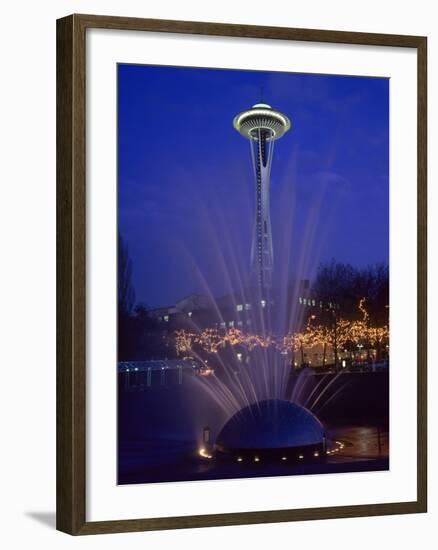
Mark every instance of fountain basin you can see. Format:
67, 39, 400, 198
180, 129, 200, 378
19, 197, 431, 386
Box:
214, 399, 325, 461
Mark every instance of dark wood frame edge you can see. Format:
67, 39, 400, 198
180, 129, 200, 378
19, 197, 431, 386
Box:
56, 13, 427, 536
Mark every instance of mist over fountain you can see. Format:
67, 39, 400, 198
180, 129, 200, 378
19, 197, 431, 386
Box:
166, 101, 336, 461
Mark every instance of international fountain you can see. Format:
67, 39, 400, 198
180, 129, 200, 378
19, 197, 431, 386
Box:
187, 103, 330, 464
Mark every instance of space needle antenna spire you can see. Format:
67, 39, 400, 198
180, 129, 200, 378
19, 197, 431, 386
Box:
233, 101, 291, 296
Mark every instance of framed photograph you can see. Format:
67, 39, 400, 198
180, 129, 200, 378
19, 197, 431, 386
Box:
57, 14, 427, 535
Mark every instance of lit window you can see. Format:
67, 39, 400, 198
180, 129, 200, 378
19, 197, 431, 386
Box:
187, 311, 192, 317
261, 299, 266, 308
299, 297, 302, 304
163, 315, 169, 322
245, 303, 251, 310
228, 320, 234, 328
312, 299, 315, 306
220, 322, 226, 328
236, 304, 243, 312
236, 353, 242, 362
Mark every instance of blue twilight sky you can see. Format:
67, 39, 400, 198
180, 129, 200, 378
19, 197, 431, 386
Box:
118, 64, 389, 309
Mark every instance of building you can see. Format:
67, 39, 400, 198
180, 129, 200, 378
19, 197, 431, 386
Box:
233, 103, 291, 296
147, 280, 310, 334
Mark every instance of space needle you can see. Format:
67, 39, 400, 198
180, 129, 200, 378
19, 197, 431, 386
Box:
233, 103, 291, 296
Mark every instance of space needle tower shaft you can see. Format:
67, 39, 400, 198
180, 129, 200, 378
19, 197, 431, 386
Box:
233, 103, 291, 295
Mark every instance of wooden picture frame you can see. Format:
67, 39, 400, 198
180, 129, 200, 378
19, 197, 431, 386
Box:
57, 13, 427, 535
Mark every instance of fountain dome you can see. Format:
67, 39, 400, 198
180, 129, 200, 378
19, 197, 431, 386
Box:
214, 399, 324, 459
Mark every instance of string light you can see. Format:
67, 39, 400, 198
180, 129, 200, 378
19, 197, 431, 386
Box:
174, 299, 388, 362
